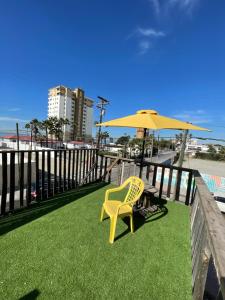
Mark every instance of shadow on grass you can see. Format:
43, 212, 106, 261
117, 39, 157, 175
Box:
0, 182, 109, 237
115, 198, 168, 242
18, 289, 40, 300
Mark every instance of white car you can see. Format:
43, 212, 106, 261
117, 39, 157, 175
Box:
214, 194, 225, 213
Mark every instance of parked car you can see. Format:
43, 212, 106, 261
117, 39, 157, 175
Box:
214, 195, 225, 213
134, 157, 149, 167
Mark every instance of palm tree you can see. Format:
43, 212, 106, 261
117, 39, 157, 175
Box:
176, 133, 192, 145
175, 133, 183, 145
25, 122, 30, 135
48, 117, 57, 146
59, 117, 70, 142
71, 121, 78, 141
26, 117, 70, 149
51, 117, 70, 146
40, 120, 50, 147
30, 119, 39, 144
39, 117, 57, 147
25, 122, 32, 149
25, 119, 40, 149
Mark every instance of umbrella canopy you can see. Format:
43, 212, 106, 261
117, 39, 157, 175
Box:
96, 109, 210, 178
96, 110, 210, 131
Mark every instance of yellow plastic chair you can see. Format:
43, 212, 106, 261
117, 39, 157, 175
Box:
100, 176, 144, 244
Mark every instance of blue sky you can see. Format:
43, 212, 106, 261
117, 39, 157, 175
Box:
0, 0, 225, 140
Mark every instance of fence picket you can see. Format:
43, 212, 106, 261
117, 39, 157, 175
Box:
0, 149, 99, 216
19, 151, 24, 207
1, 152, 7, 214
27, 151, 32, 206
35, 151, 40, 200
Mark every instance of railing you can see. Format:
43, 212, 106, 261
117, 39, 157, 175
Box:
100, 154, 195, 205
1, 150, 225, 298
191, 171, 225, 300
101, 154, 225, 299
0, 149, 99, 216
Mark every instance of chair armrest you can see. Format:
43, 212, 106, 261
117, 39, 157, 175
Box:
117, 200, 137, 214
104, 181, 129, 202
105, 186, 124, 202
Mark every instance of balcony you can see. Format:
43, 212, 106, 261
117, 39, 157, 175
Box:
0, 181, 192, 299
0, 150, 225, 299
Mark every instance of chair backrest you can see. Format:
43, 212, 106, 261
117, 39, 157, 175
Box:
123, 176, 144, 206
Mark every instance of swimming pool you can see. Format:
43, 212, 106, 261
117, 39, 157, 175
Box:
156, 169, 225, 196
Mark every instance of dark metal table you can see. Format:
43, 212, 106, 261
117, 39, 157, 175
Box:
138, 186, 159, 217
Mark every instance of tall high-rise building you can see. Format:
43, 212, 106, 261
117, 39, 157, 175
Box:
48, 85, 93, 141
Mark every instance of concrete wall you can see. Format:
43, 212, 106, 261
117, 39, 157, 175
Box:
0, 140, 51, 151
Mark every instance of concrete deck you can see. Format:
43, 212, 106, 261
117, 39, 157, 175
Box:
181, 158, 225, 177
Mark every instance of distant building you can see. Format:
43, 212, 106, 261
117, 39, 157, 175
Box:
136, 128, 149, 139
185, 139, 209, 154
48, 85, 93, 141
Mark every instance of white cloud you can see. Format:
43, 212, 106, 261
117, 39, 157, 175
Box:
148, 0, 160, 15
137, 27, 165, 37
0, 116, 28, 123
149, 0, 200, 17
169, 0, 199, 9
172, 110, 211, 124
168, 0, 200, 14
138, 40, 151, 55
8, 108, 21, 112
128, 27, 166, 55
195, 109, 205, 114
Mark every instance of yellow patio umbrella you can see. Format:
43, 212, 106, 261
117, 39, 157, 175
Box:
96, 109, 210, 176
97, 110, 209, 131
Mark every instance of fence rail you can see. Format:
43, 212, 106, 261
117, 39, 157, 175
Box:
101, 155, 225, 299
0, 149, 100, 216
191, 171, 225, 300
1, 150, 225, 298
100, 154, 195, 205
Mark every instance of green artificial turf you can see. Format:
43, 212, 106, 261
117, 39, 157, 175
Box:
0, 183, 192, 300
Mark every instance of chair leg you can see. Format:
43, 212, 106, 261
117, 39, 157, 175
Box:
100, 206, 105, 222
109, 216, 117, 244
130, 214, 134, 233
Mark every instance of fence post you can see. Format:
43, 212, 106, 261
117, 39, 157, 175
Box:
133, 163, 136, 176
120, 161, 125, 185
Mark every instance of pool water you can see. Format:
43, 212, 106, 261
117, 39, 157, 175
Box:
156, 169, 225, 196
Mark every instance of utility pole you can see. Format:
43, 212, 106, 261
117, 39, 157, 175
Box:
173, 129, 189, 201
177, 129, 189, 168
150, 131, 154, 162
157, 134, 160, 160
96, 96, 109, 149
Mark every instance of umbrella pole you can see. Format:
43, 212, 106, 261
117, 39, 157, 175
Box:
139, 128, 147, 178
150, 131, 154, 163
